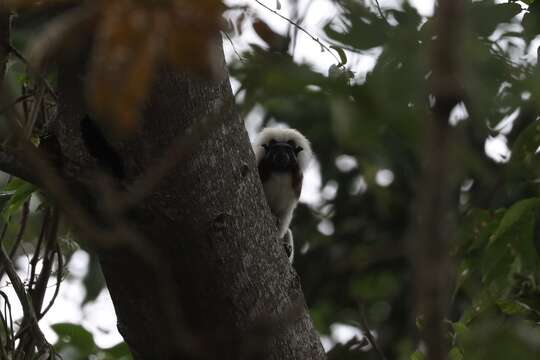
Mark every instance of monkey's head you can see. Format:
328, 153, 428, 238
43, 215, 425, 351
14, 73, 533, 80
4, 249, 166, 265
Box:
253, 128, 312, 173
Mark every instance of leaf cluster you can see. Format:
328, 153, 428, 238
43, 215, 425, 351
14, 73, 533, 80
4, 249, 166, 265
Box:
231, 0, 540, 358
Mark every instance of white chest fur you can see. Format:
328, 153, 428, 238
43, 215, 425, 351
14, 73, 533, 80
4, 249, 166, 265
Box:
263, 173, 298, 215
263, 173, 299, 237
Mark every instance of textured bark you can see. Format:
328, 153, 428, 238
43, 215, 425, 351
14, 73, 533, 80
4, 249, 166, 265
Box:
53, 37, 325, 359
0, 10, 9, 76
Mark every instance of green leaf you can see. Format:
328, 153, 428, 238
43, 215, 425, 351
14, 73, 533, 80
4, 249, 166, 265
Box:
82, 252, 106, 305
491, 198, 540, 240
449, 347, 464, 360
330, 45, 347, 66
2, 178, 28, 192
462, 319, 540, 359
461, 209, 504, 253
452, 321, 470, 345
453, 260, 471, 299
0, 179, 36, 221
508, 120, 540, 179
324, 1, 388, 50
52, 323, 96, 358
388, 2, 421, 29
0, 193, 13, 213
460, 289, 497, 325
496, 299, 532, 316
476, 198, 540, 296
523, 1, 540, 42
411, 350, 426, 360
470, 2, 523, 37
102, 342, 133, 359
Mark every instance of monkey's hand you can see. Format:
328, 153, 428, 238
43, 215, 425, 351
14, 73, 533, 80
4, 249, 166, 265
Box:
282, 228, 294, 263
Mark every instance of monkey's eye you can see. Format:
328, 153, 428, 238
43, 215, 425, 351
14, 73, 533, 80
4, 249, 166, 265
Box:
295, 146, 303, 154
262, 144, 269, 151
287, 140, 296, 147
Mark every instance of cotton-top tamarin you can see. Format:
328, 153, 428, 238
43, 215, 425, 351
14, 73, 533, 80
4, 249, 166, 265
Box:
253, 128, 312, 263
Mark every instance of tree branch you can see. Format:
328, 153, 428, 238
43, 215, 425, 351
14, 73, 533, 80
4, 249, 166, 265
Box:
372, 0, 389, 26
0, 149, 39, 184
0, 9, 10, 77
0, 10, 39, 184
358, 303, 386, 360
410, 0, 464, 359
0, 243, 49, 357
254, 0, 340, 63
6, 43, 57, 101
30, 206, 59, 315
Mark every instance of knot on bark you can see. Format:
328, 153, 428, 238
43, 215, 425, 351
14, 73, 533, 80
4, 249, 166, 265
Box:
240, 163, 249, 178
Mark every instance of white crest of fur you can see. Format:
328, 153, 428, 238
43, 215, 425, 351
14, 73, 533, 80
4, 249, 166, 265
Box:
253, 127, 312, 171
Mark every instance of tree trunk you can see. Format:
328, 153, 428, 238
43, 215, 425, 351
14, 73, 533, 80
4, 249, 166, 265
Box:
0, 11, 9, 76
52, 35, 326, 359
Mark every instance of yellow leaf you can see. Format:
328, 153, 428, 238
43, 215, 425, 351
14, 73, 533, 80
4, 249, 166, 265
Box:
87, 1, 166, 136
166, 0, 225, 77
27, 4, 98, 71
6, 0, 78, 11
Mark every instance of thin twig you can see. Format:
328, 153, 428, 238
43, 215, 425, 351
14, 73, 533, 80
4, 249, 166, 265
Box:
6, 44, 57, 100
0, 312, 10, 359
0, 223, 8, 244
39, 244, 63, 319
485, 39, 532, 76
254, 0, 340, 63
0, 290, 14, 354
357, 303, 386, 360
0, 94, 33, 116
0, 243, 48, 357
372, 0, 389, 26
223, 31, 246, 63
0, 222, 8, 281
29, 207, 50, 289
31, 207, 59, 315
8, 199, 30, 259
0, 199, 30, 281
0, 149, 39, 185
24, 83, 46, 139
291, 0, 314, 56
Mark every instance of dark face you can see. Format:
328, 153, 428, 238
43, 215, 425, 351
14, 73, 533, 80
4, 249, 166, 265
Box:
262, 139, 303, 172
